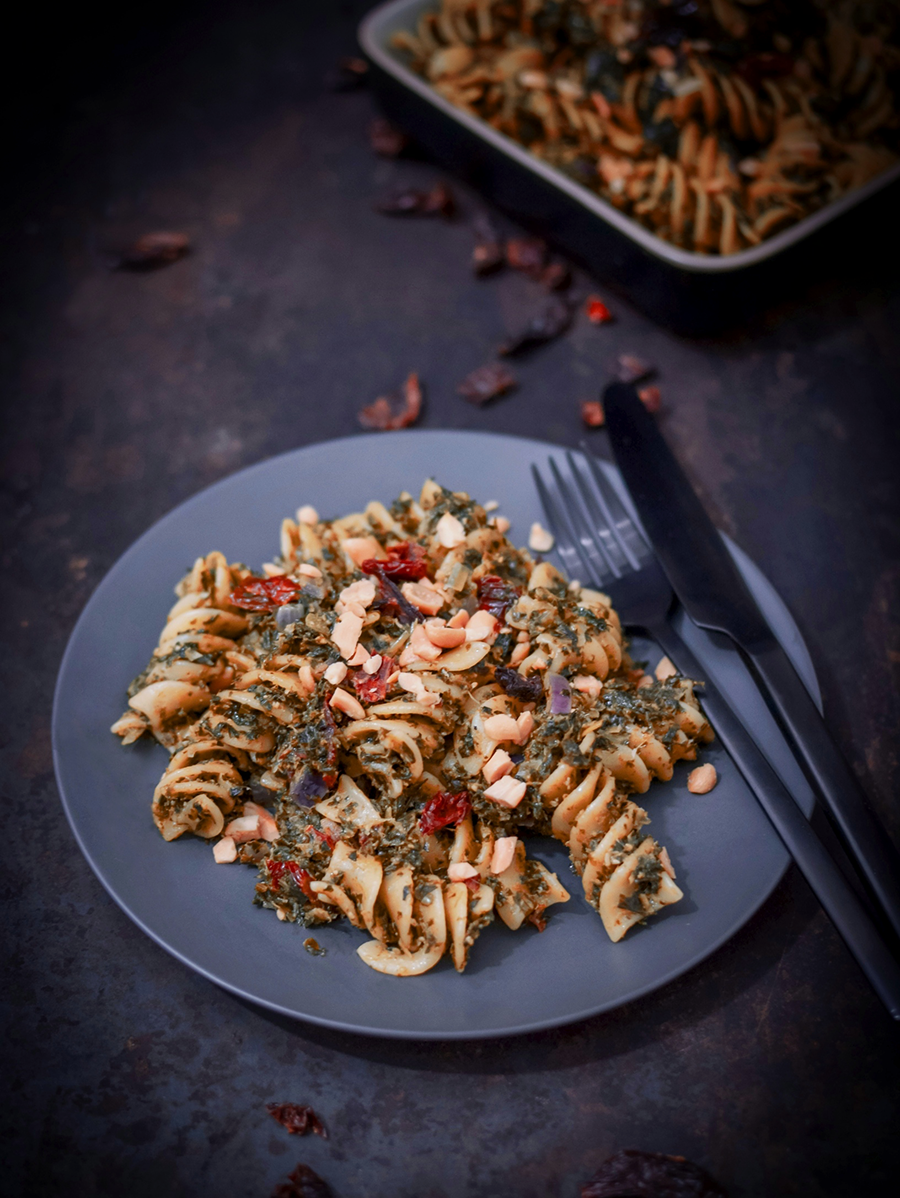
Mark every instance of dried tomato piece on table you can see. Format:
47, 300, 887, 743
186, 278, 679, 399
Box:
266, 1102, 328, 1138
419, 790, 472, 836
271, 1161, 333, 1198
580, 1148, 727, 1198
229, 575, 304, 611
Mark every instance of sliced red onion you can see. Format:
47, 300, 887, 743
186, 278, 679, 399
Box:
547, 672, 572, 715
289, 768, 328, 808
276, 603, 306, 630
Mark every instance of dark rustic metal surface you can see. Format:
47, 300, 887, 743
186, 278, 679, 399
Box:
2, 3, 898, 1195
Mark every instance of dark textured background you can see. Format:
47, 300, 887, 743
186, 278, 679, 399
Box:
2, 3, 899, 1195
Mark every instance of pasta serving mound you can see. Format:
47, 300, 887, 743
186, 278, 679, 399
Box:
112, 481, 713, 976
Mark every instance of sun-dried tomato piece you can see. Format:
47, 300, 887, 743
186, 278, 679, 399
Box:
472, 212, 503, 276
457, 363, 517, 406
375, 182, 454, 217
617, 354, 654, 383
505, 236, 547, 276
477, 575, 520, 619
305, 822, 338, 850
586, 295, 613, 324
499, 299, 572, 356
418, 791, 471, 836
351, 654, 396, 702
368, 116, 406, 155
581, 400, 605, 427
358, 371, 423, 431
271, 1162, 333, 1198
268, 860, 318, 902
229, 575, 304, 611
266, 1103, 328, 1138
581, 1149, 727, 1198
540, 261, 571, 291
362, 541, 429, 581
116, 231, 189, 270
638, 384, 661, 413
365, 570, 421, 624
494, 666, 543, 703
463, 875, 481, 892
327, 56, 369, 91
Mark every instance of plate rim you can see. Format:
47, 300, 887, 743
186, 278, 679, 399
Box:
52, 428, 818, 1040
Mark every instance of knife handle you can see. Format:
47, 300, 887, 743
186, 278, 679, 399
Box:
650, 620, 900, 1020
745, 640, 900, 943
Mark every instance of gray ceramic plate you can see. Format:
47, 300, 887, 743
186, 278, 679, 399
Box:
53, 431, 819, 1040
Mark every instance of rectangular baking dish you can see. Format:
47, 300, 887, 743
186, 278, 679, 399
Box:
359, 0, 900, 335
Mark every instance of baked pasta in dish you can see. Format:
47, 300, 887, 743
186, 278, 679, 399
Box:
112, 481, 713, 975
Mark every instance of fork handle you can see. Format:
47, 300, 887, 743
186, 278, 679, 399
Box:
743, 639, 900, 942
648, 619, 900, 1020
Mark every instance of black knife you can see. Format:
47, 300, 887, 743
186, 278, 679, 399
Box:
603, 380, 900, 943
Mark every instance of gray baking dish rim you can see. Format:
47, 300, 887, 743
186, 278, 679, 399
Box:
359, 0, 900, 276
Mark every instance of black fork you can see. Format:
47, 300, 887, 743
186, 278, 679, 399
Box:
531, 448, 900, 1019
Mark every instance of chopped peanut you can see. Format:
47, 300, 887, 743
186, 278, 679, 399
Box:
687, 763, 717, 794
296, 505, 319, 525
482, 749, 514, 785
528, 522, 554, 553
398, 671, 441, 707
362, 653, 383, 675
401, 581, 445, 616
447, 609, 469, 628
655, 656, 678, 681
659, 846, 676, 878
509, 640, 530, 666
435, 512, 466, 548
224, 813, 261, 843
448, 862, 479, 882
346, 643, 370, 667
243, 802, 280, 842
296, 563, 322, 579
484, 713, 521, 742
573, 674, 602, 699
338, 579, 377, 610
341, 536, 384, 568
298, 665, 316, 693
213, 836, 237, 864
491, 516, 511, 534
324, 661, 348, 685
484, 775, 527, 809
638, 674, 655, 688
424, 619, 466, 648
330, 687, 366, 720
409, 622, 443, 662
515, 711, 534, 743
490, 836, 518, 875
465, 610, 498, 642
332, 611, 364, 660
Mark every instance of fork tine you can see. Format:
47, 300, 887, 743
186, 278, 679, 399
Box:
558, 453, 624, 581
530, 463, 592, 583
543, 459, 605, 584
577, 443, 648, 568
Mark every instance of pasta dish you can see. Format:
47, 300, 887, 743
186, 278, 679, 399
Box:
112, 481, 713, 976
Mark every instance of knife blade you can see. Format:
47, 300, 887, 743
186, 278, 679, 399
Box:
603, 380, 900, 943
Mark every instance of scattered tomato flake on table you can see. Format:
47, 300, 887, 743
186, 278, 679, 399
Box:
581, 400, 605, 427
585, 295, 613, 324
266, 1102, 328, 1138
